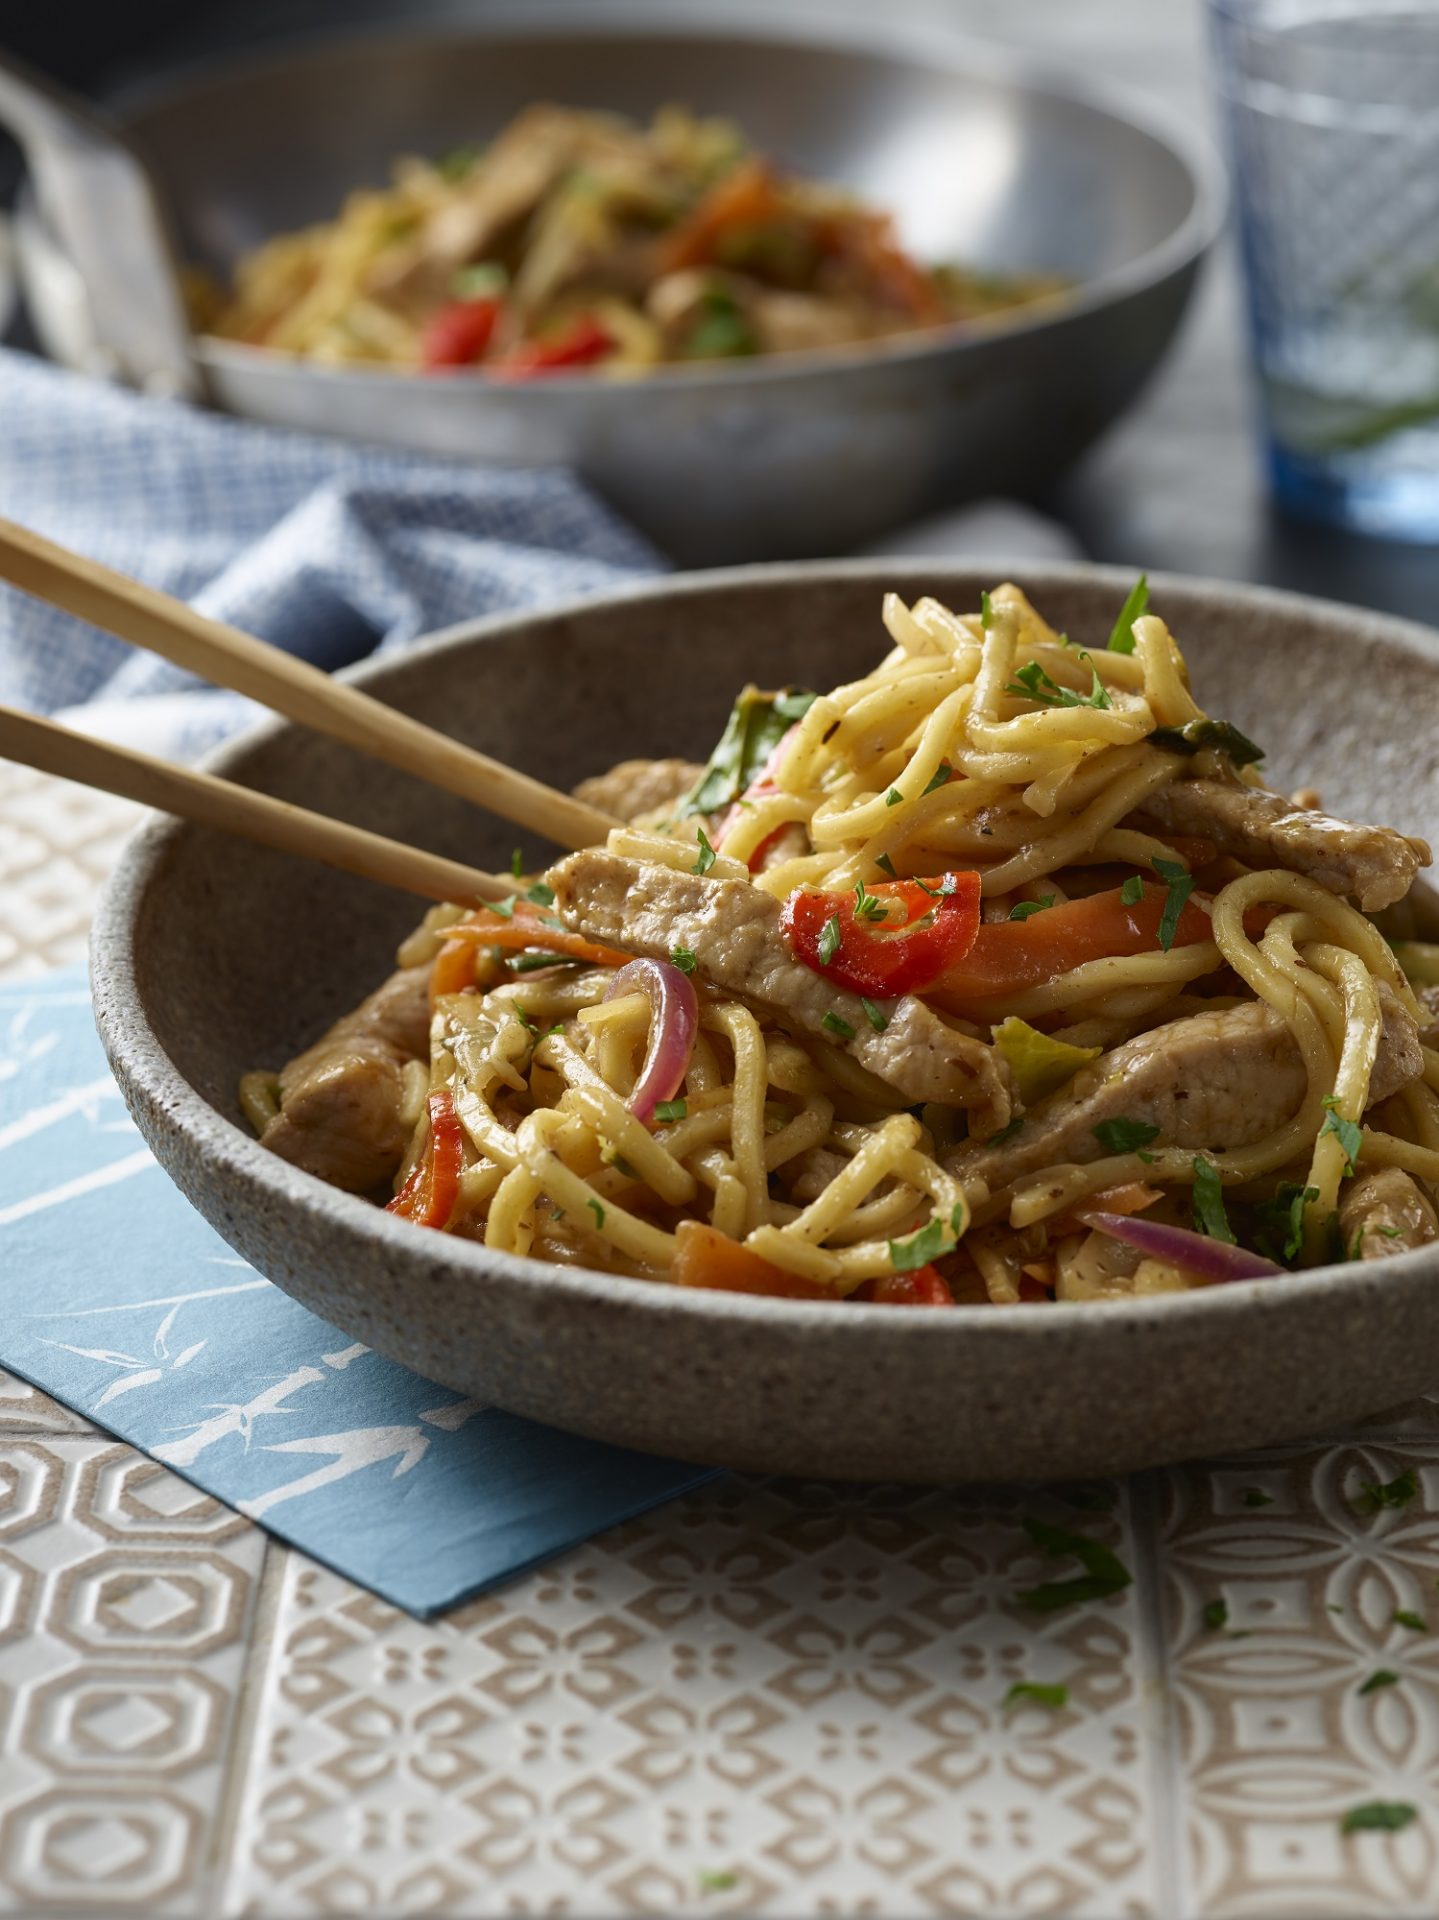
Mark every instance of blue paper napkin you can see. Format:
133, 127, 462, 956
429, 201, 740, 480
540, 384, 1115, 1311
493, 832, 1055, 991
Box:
0, 968, 714, 1615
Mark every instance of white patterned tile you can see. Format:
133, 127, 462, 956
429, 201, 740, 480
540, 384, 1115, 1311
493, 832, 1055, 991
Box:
0, 763, 141, 981
0, 1367, 95, 1435
0, 1436, 265, 1914
224, 1478, 1162, 1918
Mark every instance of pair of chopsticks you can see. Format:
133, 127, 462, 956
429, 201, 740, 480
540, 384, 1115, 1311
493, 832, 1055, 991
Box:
0, 517, 621, 906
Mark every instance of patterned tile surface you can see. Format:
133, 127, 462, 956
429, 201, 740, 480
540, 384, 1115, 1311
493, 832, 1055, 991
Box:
223, 1479, 1163, 1919
0, 763, 141, 981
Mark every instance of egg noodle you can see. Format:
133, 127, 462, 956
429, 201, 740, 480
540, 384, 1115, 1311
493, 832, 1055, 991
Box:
244, 585, 1439, 1304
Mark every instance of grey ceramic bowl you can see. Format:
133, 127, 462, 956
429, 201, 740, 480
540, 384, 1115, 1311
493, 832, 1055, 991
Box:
92, 564, 1439, 1482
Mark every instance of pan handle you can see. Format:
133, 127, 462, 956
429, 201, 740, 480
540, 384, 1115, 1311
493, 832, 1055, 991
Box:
0, 51, 202, 399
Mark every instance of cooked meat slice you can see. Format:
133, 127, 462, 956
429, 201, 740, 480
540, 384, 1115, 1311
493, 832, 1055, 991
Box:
1373, 983, 1424, 1105
1339, 1167, 1439, 1259
573, 757, 703, 826
548, 848, 1012, 1125
259, 965, 430, 1193
1137, 779, 1430, 912
1417, 983, 1439, 1045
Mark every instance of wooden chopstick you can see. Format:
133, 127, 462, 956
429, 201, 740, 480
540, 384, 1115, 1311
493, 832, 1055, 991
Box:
0, 703, 512, 908
0, 515, 619, 853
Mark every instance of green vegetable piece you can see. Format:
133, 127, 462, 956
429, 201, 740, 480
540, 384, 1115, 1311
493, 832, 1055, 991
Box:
980, 590, 994, 628
1003, 658, 1112, 711
693, 828, 718, 876
885, 788, 903, 807
1321, 1095, 1363, 1176
670, 946, 697, 974
1002, 1681, 1068, 1710
1354, 1467, 1419, 1513
586, 1197, 606, 1229
860, 996, 888, 1033
653, 1099, 687, 1124
853, 881, 887, 923
681, 686, 819, 816
1093, 1117, 1161, 1155
1009, 896, 1056, 922
1394, 1609, 1426, 1631
818, 915, 843, 965
1359, 1670, 1400, 1695
684, 291, 758, 359
1106, 574, 1149, 655
697, 1870, 739, 1894
1015, 1515, 1133, 1611
1152, 856, 1197, 952
875, 853, 898, 877
1148, 717, 1265, 767
510, 847, 524, 878
1192, 1156, 1235, 1244
451, 260, 507, 298
821, 1010, 854, 1040
888, 1214, 955, 1272
1203, 1599, 1229, 1630
988, 1116, 1024, 1147
923, 762, 954, 796
526, 880, 555, 907
1341, 1801, 1417, 1835
1120, 874, 1145, 906
1253, 1182, 1320, 1266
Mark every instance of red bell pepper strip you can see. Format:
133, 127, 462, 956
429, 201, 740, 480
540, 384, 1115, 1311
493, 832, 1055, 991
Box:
419, 296, 502, 369
386, 1090, 465, 1230
927, 882, 1215, 1018
782, 871, 982, 999
492, 315, 614, 378
671, 1221, 834, 1298
856, 1265, 954, 1305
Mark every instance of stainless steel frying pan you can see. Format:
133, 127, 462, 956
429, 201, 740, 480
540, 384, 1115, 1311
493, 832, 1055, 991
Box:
6, 10, 1223, 562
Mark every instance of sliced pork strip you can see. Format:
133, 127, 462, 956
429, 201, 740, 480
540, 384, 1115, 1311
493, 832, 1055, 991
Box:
573, 757, 703, 826
1373, 983, 1424, 1105
1339, 1167, 1439, 1259
1137, 779, 1430, 912
548, 848, 1012, 1125
951, 1002, 1308, 1192
259, 964, 431, 1193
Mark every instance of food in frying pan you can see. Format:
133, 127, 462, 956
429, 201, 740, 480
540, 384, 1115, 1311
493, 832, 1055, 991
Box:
239, 582, 1438, 1303
197, 105, 1067, 374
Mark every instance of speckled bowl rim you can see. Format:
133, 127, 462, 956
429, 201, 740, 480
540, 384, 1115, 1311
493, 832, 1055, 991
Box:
92, 561, 1439, 1358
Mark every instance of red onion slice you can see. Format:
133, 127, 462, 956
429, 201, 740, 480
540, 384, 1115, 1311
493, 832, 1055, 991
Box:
1080, 1211, 1285, 1284
604, 958, 699, 1125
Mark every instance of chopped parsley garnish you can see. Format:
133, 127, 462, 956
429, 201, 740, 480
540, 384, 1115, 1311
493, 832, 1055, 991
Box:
1106, 573, 1149, 655
821, 1010, 855, 1040
1321, 1095, 1363, 1176
1009, 896, 1056, 922
693, 827, 717, 876
980, 590, 994, 627
669, 946, 697, 975
818, 914, 843, 965
1004, 657, 1113, 711
1359, 1670, 1400, 1695
1203, 1599, 1229, 1630
989, 1116, 1025, 1146
853, 881, 887, 923
1253, 1182, 1320, 1265
1152, 857, 1197, 951
860, 997, 888, 1033
653, 1099, 687, 1123
525, 880, 555, 907
1093, 1116, 1161, 1156
681, 685, 819, 816
1120, 874, 1145, 906
1242, 1487, 1274, 1508
1192, 1156, 1235, 1243
875, 852, 898, 878
697, 1870, 739, 1894
885, 787, 904, 807
1394, 1609, 1427, 1631
1002, 1681, 1068, 1710
1148, 716, 1265, 767
1016, 1516, 1133, 1611
887, 1214, 953, 1272
513, 1005, 539, 1034
684, 289, 758, 359
586, 1198, 606, 1229
508, 951, 579, 974
1341, 1801, 1417, 1835
510, 847, 524, 877
1354, 1467, 1419, 1513
922, 762, 954, 796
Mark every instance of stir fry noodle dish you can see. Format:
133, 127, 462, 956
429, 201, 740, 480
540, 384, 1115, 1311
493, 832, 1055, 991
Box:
242, 582, 1439, 1306
196, 105, 1065, 374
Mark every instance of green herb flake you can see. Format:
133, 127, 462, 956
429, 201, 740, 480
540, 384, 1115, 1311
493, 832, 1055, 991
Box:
653, 1099, 688, 1124
697, 1870, 739, 1894
669, 946, 697, 975
1354, 1468, 1419, 1514
818, 915, 843, 965
1394, 1609, 1427, 1631
1002, 1681, 1068, 1711
513, 1005, 539, 1035
525, 880, 556, 908
586, 1198, 606, 1230
1009, 896, 1056, 922
980, 590, 994, 628
451, 259, 507, 298
875, 852, 898, 877
683, 290, 758, 360
1003, 657, 1112, 711
681, 686, 819, 816
1120, 874, 1145, 906
1242, 1487, 1274, 1508
1321, 1095, 1363, 1176
1093, 1116, 1161, 1156
888, 1216, 952, 1271
1192, 1156, 1235, 1244
923, 762, 954, 796
885, 788, 904, 808
508, 951, 579, 974
510, 847, 524, 878
1341, 1801, 1417, 1835
693, 827, 718, 877
821, 1010, 855, 1040
1253, 1182, 1320, 1266
1016, 1516, 1133, 1611
1152, 856, 1197, 951
1203, 1598, 1229, 1631
1107, 574, 1149, 655
860, 997, 889, 1034
1359, 1670, 1401, 1696
853, 881, 887, 924
989, 1116, 1025, 1147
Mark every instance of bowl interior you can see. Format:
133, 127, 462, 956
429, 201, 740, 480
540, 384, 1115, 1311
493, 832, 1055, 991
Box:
123, 23, 1199, 290
124, 566, 1439, 1134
